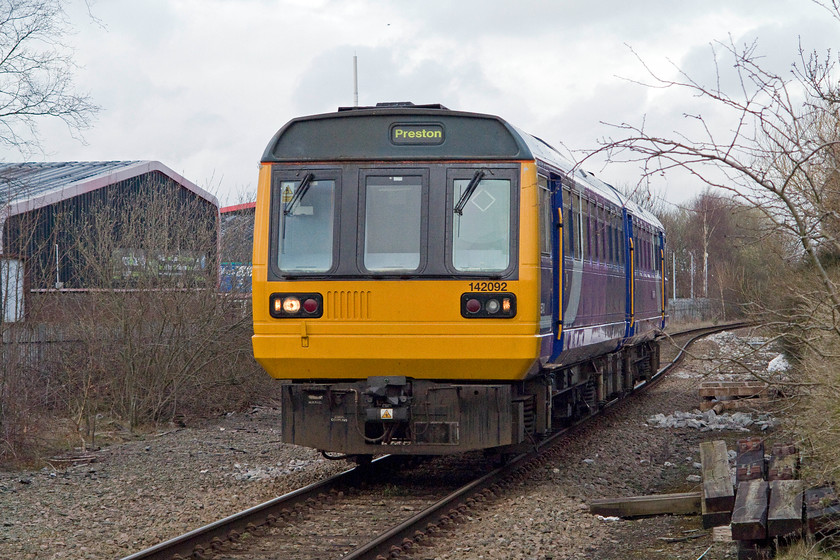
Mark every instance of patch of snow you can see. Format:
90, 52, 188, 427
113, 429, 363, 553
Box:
767, 354, 790, 373
646, 410, 777, 432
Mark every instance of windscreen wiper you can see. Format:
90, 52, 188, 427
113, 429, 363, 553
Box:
284, 173, 313, 215
453, 170, 486, 215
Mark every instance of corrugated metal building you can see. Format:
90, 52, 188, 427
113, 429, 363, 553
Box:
219, 202, 254, 294
0, 161, 219, 321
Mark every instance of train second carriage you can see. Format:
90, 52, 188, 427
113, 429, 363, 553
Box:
251, 103, 667, 456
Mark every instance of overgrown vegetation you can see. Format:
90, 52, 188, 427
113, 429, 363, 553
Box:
656, 191, 790, 312
0, 180, 273, 467
595, 2, 840, 555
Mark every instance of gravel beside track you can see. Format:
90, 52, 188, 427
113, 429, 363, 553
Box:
405, 328, 788, 560
0, 327, 787, 560
0, 409, 349, 559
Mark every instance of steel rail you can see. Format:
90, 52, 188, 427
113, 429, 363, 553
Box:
339, 320, 753, 560
119, 320, 750, 560
655, 321, 752, 378
119, 455, 404, 560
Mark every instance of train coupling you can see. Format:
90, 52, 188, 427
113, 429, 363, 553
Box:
363, 376, 411, 422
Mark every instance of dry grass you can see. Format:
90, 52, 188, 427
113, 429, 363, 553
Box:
768, 268, 840, 558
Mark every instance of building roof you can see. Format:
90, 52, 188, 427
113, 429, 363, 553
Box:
220, 201, 256, 214
0, 161, 219, 216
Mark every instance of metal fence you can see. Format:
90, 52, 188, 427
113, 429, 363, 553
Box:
667, 297, 738, 323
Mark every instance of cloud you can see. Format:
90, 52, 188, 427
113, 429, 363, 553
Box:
0, 0, 834, 206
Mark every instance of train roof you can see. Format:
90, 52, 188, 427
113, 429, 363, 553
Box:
262, 103, 533, 163
263, 103, 662, 230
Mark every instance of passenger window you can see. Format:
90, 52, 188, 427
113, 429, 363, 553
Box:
364, 175, 422, 271
572, 194, 586, 260
634, 228, 640, 269
583, 200, 591, 261
564, 188, 574, 259
655, 235, 661, 272
615, 223, 624, 266
598, 207, 606, 263
648, 234, 653, 271
652, 233, 658, 271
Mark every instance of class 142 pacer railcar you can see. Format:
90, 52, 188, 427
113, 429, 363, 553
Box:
251, 102, 667, 458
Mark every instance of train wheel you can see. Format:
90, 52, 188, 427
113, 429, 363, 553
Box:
353, 454, 373, 467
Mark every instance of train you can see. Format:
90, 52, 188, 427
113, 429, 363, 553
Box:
251, 102, 667, 457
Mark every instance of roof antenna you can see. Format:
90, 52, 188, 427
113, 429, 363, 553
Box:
353, 53, 359, 107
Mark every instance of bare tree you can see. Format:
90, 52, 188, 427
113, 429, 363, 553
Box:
590, 3, 840, 520
0, 0, 99, 152
52, 179, 273, 433
593, 8, 840, 310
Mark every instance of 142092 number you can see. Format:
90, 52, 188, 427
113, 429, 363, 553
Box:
468, 281, 508, 292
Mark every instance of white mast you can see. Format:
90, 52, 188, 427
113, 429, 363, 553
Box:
353, 54, 359, 107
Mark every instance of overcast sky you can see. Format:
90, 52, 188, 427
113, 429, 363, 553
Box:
3, 0, 836, 206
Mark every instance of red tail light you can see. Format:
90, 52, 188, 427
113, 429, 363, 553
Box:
465, 298, 481, 313
303, 298, 319, 314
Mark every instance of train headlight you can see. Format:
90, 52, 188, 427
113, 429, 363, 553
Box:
283, 297, 301, 313
460, 293, 516, 318
270, 293, 323, 318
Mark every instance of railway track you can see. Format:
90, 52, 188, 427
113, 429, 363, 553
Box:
121, 321, 751, 560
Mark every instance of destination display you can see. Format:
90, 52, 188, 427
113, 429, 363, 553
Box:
390, 123, 445, 145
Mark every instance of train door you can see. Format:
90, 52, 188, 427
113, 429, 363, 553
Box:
623, 211, 636, 340
549, 174, 565, 362
659, 231, 667, 329
538, 175, 553, 345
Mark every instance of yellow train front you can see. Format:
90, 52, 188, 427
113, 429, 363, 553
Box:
252, 103, 665, 456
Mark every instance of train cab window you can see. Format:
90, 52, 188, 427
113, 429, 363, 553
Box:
275, 175, 336, 273
538, 176, 551, 256
452, 176, 512, 272
363, 175, 423, 272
